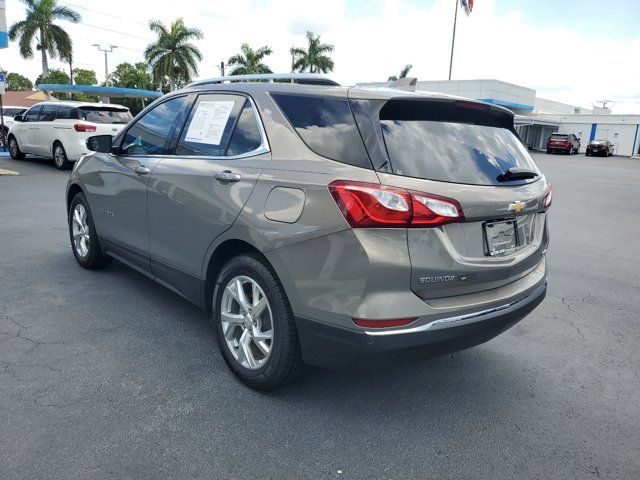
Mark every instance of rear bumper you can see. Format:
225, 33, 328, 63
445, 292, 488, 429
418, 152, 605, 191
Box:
295, 283, 546, 370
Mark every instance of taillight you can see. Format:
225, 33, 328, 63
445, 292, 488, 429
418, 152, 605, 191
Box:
328, 180, 464, 228
544, 186, 553, 210
74, 123, 97, 132
353, 317, 417, 328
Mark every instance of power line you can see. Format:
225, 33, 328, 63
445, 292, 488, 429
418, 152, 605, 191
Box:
61, 2, 148, 27
78, 23, 153, 41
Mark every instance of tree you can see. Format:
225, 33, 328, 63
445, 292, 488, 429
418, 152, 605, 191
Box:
5, 72, 34, 91
35, 68, 70, 86
144, 18, 203, 91
72, 68, 97, 86
8, 0, 81, 78
109, 62, 158, 114
227, 43, 273, 76
388, 64, 413, 82
290, 31, 334, 74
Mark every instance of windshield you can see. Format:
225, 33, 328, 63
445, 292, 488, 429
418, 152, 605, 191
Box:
591, 140, 607, 144
550, 134, 568, 139
3, 108, 26, 117
381, 120, 540, 186
79, 107, 132, 124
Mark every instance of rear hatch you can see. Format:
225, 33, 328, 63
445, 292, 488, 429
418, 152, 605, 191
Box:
77, 105, 132, 139
353, 96, 550, 299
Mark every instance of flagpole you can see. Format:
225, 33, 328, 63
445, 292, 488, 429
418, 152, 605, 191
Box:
448, 0, 458, 80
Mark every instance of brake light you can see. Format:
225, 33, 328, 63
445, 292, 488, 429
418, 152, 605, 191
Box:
74, 123, 97, 132
544, 186, 553, 210
328, 180, 464, 228
353, 317, 417, 328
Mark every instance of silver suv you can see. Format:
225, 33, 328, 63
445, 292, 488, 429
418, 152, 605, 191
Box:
67, 74, 550, 389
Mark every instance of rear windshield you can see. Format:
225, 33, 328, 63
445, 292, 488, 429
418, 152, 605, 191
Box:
79, 107, 132, 124
381, 120, 539, 186
550, 134, 568, 139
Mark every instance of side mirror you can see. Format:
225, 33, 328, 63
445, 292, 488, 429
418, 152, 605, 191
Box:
86, 135, 113, 153
13, 115, 23, 122
577, 138, 581, 142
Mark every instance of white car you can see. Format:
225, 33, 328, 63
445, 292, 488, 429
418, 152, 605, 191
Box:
1, 106, 28, 146
7, 101, 133, 169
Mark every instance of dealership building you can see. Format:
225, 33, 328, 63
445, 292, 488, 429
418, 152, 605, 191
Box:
359, 79, 640, 157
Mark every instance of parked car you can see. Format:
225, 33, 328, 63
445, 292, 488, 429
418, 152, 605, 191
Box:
67, 74, 550, 389
547, 133, 580, 154
8, 101, 133, 169
1, 106, 27, 147
586, 140, 614, 157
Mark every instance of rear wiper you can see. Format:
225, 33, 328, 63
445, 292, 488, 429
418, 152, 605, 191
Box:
497, 167, 539, 182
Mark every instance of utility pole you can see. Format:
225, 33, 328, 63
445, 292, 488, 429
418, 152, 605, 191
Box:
92, 44, 118, 85
448, 0, 459, 80
218, 61, 225, 77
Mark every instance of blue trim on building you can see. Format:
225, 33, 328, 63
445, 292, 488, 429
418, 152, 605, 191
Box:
37, 84, 162, 99
478, 98, 534, 111
632, 124, 639, 157
0, 32, 8, 48
589, 123, 597, 142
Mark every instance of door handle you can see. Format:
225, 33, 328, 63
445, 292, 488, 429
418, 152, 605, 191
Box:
133, 165, 151, 175
214, 170, 241, 183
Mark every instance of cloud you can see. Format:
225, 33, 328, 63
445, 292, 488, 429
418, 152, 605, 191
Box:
2, 0, 639, 113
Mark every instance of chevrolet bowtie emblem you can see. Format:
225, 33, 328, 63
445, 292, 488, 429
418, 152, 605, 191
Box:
508, 201, 526, 213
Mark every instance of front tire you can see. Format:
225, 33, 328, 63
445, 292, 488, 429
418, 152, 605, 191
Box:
53, 142, 73, 170
213, 254, 304, 390
68, 193, 111, 269
8, 136, 25, 160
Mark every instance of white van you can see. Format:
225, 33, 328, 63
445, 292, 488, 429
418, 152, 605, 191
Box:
7, 101, 133, 169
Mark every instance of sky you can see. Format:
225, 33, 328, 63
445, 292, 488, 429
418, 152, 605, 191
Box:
1, 0, 640, 113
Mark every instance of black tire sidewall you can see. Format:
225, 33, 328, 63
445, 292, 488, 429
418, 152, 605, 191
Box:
68, 193, 109, 269
213, 254, 301, 389
54, 142, 71, 170
9, 136, 24, 160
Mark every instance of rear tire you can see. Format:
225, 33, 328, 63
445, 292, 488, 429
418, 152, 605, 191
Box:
68, 193, 111, 269
8, 136, 25, 160
213, 253, 304, 390
53, 142, 73, 170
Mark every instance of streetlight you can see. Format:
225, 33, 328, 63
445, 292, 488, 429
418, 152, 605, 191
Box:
92, 44, 118, 85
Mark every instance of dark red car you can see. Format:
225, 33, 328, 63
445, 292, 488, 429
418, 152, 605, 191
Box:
547, 133, 580, 155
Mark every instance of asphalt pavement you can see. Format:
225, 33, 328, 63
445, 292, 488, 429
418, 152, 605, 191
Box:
1, 153, 639, 479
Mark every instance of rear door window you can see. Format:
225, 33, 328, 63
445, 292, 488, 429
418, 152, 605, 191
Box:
176, 94, 245, 157
272, 93, 371, 169
79, 107, 132, 124
38, 104, 59, 122
226, 102, 263, 156
381, 120, 539, 186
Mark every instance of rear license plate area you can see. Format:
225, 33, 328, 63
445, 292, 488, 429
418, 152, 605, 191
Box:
484, 219, 519, 256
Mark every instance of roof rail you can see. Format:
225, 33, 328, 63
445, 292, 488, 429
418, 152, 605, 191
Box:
189, 73, 340, 87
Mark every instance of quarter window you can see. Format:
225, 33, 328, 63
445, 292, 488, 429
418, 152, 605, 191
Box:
57, 106, 79, 120
272, 93, 371, 168
121, 96, 189, 156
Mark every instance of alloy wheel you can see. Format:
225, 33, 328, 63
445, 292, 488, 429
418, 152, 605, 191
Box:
71, 204, 90, 257
54, 145, 65, 168
220, 275, 274, 370
9, 138, 18, 157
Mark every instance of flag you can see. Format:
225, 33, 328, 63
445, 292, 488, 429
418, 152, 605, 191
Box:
460, 0, 474, 16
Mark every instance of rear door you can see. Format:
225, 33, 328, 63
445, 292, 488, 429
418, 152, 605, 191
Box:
354, 97, 550, 299
147, 93, 267, 294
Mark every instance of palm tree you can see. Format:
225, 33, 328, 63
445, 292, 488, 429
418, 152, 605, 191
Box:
388, 64, 413, 82
290, 31, 334, 74
227, 43, 273, 76
8, 0, 81, 78
144, 18, 203, 91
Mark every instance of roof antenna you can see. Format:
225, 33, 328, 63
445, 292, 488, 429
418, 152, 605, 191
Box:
388, 77, 417, 91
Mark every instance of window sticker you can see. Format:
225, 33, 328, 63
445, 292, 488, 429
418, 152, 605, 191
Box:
184, 101, 235, 145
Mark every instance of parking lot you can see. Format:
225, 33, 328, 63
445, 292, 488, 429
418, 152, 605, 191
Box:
0, 152, 638, 479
